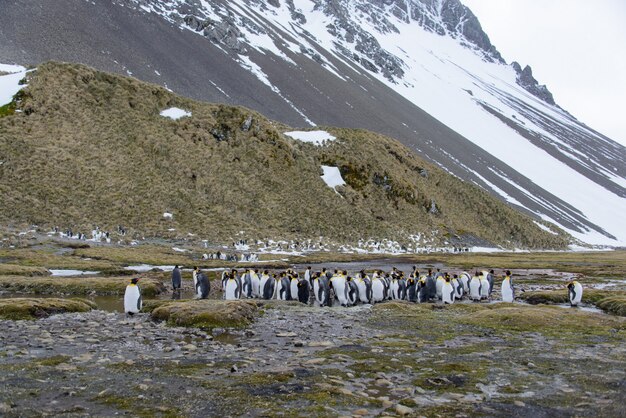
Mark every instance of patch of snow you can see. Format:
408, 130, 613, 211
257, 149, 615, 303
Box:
163, 212, 173, 219
0, 64, 28, 106
533, 221, 559, 235
321, 165, 346, 190
172, 247, 187, 253
49, 269, 100, 276
124, 264, 176, 272
160, 107, 191, 120
284, 130, 336, 145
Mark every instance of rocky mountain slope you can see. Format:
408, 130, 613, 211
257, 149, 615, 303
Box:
0, 62, 568, 249
0, 0, 624, 245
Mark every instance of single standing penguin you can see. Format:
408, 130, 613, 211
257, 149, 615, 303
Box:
124, 278, 142, 315
171, 265, 182, 290
417, 276, 429, 303
290, 274, 300, 300
251, 269, 261, 298
330, 274, 350, 306
567, 280, 583, 306
442, 274, 455, 304
479, 271, 490, 300
356, 272, 373, 304
469, 272, 482, 301
278, 273, 292, 300
487, 270, 495, 296
196, 271, 210, 299
435, 274, 445, 300
221, 270, 229, 291
501, 270, 514, 303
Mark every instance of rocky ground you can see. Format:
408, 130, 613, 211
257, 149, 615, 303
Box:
1, 299, 625, 417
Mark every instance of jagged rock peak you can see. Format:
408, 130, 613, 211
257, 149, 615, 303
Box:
511, 61, 556, 105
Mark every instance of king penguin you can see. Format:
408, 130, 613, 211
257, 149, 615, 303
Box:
479, 271, 490, 300
567, 280, 583, 307
442, 274, 455, 304
501, 270, 514, 303
171, 265, 182, 291
124, 278, 142, 315
196, 271, 210, 299
469, 272, 482, 302
224, 274, 241, 300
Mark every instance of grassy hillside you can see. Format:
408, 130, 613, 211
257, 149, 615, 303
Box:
0, 62, 568, 249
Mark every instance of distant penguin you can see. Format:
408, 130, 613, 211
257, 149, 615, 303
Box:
442, 275, 455, 304
479, 272, 490, 300
469, 273, 482, 301
277, 275, 291, 300
297, 279, 310, 304
304, 267, 312, 287
225, 276, 241, 300
262, 273, 275, 300
371, 276, 385, 303
390, 277, 401, 300
501, 270, 514, 303
171, 265, 182, 290
196, 272, 210, 299
452, 274, 463, 299
221, 271, 229, 291
124, 278, 142, 315
568, 280, 583, 307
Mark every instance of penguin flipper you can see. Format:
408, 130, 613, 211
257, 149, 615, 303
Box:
137, 294, 142, 311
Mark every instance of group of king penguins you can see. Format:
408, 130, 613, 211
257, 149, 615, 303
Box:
123, 265, 585, 315
217, 266, 519, 307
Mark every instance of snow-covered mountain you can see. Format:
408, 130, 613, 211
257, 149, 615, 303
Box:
1, 0, 625, 246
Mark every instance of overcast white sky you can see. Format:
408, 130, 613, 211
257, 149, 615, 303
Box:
461, 0, 626, 147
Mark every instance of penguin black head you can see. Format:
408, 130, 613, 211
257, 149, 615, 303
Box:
505, 270, 511, 276
453, 274, 458, 278
131, 277, 140, 285
342, 270, 348, 276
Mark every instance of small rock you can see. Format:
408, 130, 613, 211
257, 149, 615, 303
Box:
375, 379, 392, 386
353, 408, 369, 416
183, 344, 197, 351
337, 388, 352, 396
138, 384, 149, 391
304, 358, 326, 365
514, 401, 525, 407
308, 341, 334, 347
96, 389, 111, 398
55, 363, 77, 372
276, 332, 297, 338
0, 403, 11, 413
395, 404, 414, 416
382, 400, 393, 408
294, 341, 304, 347
346, 372, 355, 378
231, 365, 238, 373
125, 360, 135, 366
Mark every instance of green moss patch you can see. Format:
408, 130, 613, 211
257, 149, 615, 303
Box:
150, 299, 260, 330
0, 297, 94, 320
0, 276, 165, 296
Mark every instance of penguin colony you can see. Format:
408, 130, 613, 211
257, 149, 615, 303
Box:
204, 267, 520, 306
124, 267, 584, 312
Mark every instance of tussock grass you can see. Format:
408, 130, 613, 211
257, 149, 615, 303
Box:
150, 299, 259, 330
73, 245, 194, 266
0, 263, 49, 276
0, 297, 94, 320
0, 62, 569, 249
0, 275, 165, 296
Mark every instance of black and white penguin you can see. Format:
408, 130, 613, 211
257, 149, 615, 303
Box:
501, 270, 514, 303
241, 270, 253, 298
469, 272, 482, 301
279, 275, 292, 300
425, 269, 437, 301
192, 266, 199, 290
442, 274, 455, 304
124, 278, 142, 315
290, 274, 300, 300
452, 274, 463, 299
459, 272, 471, 294
435, 274, 445, 300
251, 269, 261, 298
371, 273, 385, 303
479, 271, 490, 300
297, 279, 310, 304
224, 274, 241, 300
171, 265, 182, 290
487, 269, 495, 295
313, 274, 331, 307
567, 280, 583, 306
417, 276, 429, 303
330, 273, 350, 306
346, 277, 359, 306
406, 277, 417, 303
262, 273, 275, 300
356, 272, 373, 304
196, 271, 210, 299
